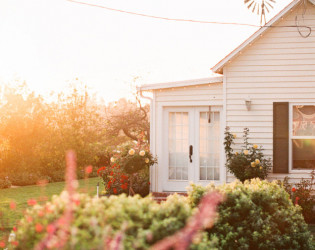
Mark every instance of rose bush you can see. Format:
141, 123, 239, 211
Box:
97, 143, 156, 196
224, 127, 271, 182
281, 170, 315, 224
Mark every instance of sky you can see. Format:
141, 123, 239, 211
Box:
0, 0, 292, 103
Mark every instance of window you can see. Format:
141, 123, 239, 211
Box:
291, 105, 315, 170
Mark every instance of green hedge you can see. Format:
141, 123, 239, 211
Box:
188, 179, 314, 250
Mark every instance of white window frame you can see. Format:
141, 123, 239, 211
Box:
289, 103, 315, 173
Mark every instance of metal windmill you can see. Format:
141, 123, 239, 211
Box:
244, 0, 277, 25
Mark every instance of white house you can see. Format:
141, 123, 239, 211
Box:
138, 0, 315, 192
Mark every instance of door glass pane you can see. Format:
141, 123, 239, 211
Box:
199, 111, 220, 180
168, 112, 189, 180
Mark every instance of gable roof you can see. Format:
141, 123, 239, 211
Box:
138, 76, 223, 91
212, 0, 304, 74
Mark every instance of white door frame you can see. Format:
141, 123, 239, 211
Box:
156, 101, 225, 192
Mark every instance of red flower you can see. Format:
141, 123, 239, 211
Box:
10, 201, 16, 210
113, 188, 117, 194
85, 165, 93, 174
148, 182, 151, 185
35, 223, 44, 233
295, 196, 300, 205
13, 226, 17, 232
110, 171, 114, 176
0, 241, 5, 248
27, 199, 37, 206
11, 241, 19, 246
97, 167, 106, 175
292, 187, 296, 192
107, 183, 111, 189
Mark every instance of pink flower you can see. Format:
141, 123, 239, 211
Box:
85, 165, 93, 174
10, 201, 16, 210
46, 224, 55, 234
35, 223, 44, 233
27, 199, 37, 206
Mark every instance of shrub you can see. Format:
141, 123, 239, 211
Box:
282, 170, 315, 224
188, 179, 314, 250
224, 127, 271, 182
0, 176, 11, 189
98, 143, 156, 196
11, 193, 196, 249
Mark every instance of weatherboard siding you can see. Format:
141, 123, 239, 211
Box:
224, 2, 315, 182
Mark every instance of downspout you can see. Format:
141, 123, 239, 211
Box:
138, 89, 155, 192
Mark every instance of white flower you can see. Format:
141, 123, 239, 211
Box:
8, 232, 16, 242
255, 159, 260, 165
128, 149, 135, 155
243, 150, 249, 155
110, 157, 116, 163
139, 150, 145, 156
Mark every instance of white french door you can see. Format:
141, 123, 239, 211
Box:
162, 106, 223, 191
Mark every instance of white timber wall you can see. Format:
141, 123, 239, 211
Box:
224, 1, 315, 183
152, 82, 223, 191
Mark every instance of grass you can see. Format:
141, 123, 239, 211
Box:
0, 177, 104, 238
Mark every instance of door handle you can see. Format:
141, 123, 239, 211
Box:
189, 145, 193, 163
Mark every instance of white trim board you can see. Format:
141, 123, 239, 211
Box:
137, 76, 223, 91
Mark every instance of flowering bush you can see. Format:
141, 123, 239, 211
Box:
188, 179, 314, 249
9, 192, 198, 249
282, 170, 315, 224
224, 127, 271, 182
98, 143, 156, 196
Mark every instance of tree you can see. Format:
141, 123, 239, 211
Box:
105, 98, 150, 146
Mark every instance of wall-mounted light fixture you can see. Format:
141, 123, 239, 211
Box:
245, 97, 251, 111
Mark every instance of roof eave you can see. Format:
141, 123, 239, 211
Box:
211, 0, 301, 74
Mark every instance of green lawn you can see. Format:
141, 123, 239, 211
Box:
0, 177, 104, 238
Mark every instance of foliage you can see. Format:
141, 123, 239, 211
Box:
188, 179, 314, 250
281, 170, 315, 224
0, 83, 107, 185
10, 193, 195, 249
224, 127, 271, 182
0, 176, 11, 189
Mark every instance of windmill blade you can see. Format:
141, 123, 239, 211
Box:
265, 4, 270, 13
266, 1, 274, 9
252, 3, 257, 13
247, 1, 255, 10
